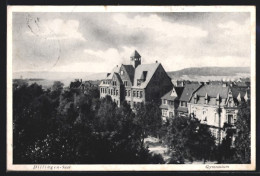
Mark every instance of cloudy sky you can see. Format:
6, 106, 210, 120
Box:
12, 12, 251, 73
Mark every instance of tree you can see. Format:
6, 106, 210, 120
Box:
135, 102, 162, 145
233, 102, 251, 163
52, 81, 64, 92
13, 82, 164, 164
166, 116, 215, 164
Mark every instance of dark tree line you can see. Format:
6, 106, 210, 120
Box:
13, 81, 163, 164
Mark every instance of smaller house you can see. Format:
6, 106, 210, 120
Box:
177, 83, 202, 117
160, 86, 184, 121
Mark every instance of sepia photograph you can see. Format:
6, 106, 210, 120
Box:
7, 6, 256, 171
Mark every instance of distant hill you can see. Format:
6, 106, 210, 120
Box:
13, 67, 250, 87
13, 71, 106, 87
167, 67, 250, 81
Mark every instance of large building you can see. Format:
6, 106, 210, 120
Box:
188, 84, 250, 143
99, 50, 173, 107
159, 81, 250, 144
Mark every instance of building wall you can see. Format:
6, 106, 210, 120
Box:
145, 65, 173, 102
188, 103, 227, 128
131, 88, 145, 108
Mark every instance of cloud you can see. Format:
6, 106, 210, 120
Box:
25, 17, 85, 41
218, 19, 250, 36
12, 12, 251, 73
113, 14, 208, 38
53, 46, 137, 72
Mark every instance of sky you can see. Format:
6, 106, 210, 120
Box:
12, 12, 251, 73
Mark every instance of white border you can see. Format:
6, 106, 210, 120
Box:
7, 5, 256, 171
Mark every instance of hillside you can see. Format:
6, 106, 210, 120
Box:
167, 67, 250, 81
13, 67, 250, 88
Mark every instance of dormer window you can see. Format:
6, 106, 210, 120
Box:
137, 80, 141, 86
120, 70, 124, 75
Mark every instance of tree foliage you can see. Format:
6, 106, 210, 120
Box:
165, 116, 215, 164
233, 102, 251, 163
13, 83, 162, 164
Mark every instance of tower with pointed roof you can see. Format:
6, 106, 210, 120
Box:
130, 50, 141, 68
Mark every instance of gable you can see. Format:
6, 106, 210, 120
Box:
170, 87, 178, 97
120, 64, 135, 86
132, 63, 160, 88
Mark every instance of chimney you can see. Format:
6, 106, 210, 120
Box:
194, 93, 197, 104
216, 93, 220, 105
155, 60, 158, 63
205, 93, 208, 104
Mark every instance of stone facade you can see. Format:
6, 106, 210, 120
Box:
99, 50, 173, 108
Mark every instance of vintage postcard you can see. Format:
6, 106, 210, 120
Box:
7, 6, 256, 171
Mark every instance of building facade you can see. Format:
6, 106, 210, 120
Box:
187, 84, 250, 144
99, 50, 173, 107
178, 83, 202, 117
160, 86, 184, 121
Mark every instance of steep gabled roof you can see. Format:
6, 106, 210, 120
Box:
130, 50, 141, 58
113, 72, 123, 85
132, 63, 160, 88
122, 64, 135, 84
161, 91, 178, 101
230, 87, 250, 101
196, 85, 229, 98
103, 66, 120, 80
179, 84, 201, 102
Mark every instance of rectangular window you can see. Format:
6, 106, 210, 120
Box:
162, 109, 168, 116
133, 91, 136, 97
116, 90, 118, 96
163, 99, 167, 104
140, 91, 143, 98
113, 89, 115, 95
137, 91, 139, 98
125, 90, 127, 96
124, 81, 128, 86
112, 81, 117, 86
128, 90, 131, 97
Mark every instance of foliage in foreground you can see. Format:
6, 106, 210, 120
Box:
13, 82, 163, 164
165, 116, 216, 164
